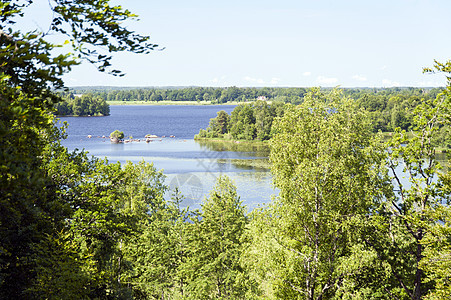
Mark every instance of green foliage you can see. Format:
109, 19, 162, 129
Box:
183, 176, 253, 299
3, 1, 451, 297
55, 93, 110, 116
124, 191, 190, 299
213, 110, 230, 135
0, 0, 159, 297
361, 60, 451, 300
248, 88, 389, 299
0, 75, 64, 298
110, 129, 124, 140
122, 176, 256, 299
195, 100, 286, 141
229, 104, 256, 140
416, 60, 451, 300
3, 121, 167, 298
3, 0, 159, 78
73, 86, 309, 103
196, 110, 231, 139
37, 140, 167, 298
419, 205, 451, 300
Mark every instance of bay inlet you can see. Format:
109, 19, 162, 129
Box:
59, 105, 276, 211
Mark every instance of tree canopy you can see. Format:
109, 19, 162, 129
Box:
0, 1, 160, 297
2, 1, 451, 298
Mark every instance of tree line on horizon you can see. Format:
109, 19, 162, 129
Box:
69, 85, 443, 105
54, 93, 110, 116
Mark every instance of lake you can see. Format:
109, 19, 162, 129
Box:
59, 105, 275, 211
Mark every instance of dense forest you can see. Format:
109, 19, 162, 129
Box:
54, 93, 110, 116
2, 1, 451, 299
71, 85, 442, 106
195, 89, 451, 150
70, 86, 307, 103
195, 100, 286, 141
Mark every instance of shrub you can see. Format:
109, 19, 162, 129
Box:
110, 130, 124, 140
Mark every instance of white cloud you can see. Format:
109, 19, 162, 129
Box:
316, 75, 338, 85
302, 71, 311, 76
270, 77, 281, 84
352, 74, 367, 81
209, 76, 226, 84
380, 65, 388, 70
244, 76, 265, 84
382, 79, 400, 87
416, 80, 444, 87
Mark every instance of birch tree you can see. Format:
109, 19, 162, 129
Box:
247, 88, 388, 299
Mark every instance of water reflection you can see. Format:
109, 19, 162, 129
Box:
195, 139, 270, 158
436, 152, 450, 172
165, 171, 276, 212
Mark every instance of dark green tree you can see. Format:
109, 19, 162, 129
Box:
0, 78, 64, 299
0, 0, 159, 297
229, 104, 256, 140
150, 93, 163, 102
205, 110, 230, 137
36, 146, 167, 298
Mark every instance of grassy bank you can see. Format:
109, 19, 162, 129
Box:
194, 138, 270, 158
194, 137, 269, 145
227, 158, 271, 170
193, 138, 272, 170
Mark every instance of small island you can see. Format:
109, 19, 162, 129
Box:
194, 100, 286, 142
110, 130, 124, 143
55, 93, 110, 116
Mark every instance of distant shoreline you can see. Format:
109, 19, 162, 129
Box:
106, 100, 245, 106
55, 114, 108, 117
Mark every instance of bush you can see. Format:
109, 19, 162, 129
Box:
110, 130, 124, 140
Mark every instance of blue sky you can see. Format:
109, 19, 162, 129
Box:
20, 0, 451, 87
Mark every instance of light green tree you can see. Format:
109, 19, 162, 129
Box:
124, 191, 191, 299
247, 88, 388, 299
405, 60, 451, 300
380, 79, 450, 299
419, 205, 451, 300
183, 176, 253, 299
347, 60, 451, 300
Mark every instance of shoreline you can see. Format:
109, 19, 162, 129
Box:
55, 114, 108, 117
194, 137, 270, 145
106, 100, 248, 106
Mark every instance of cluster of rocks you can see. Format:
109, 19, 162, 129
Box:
86, 134, 177, 144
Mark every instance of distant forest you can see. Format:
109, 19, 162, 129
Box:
66, 86, 448, 145
69, 86, 443, 105
55, 93, 110, 116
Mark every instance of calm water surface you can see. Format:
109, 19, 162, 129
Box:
60, 105, 275, 210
